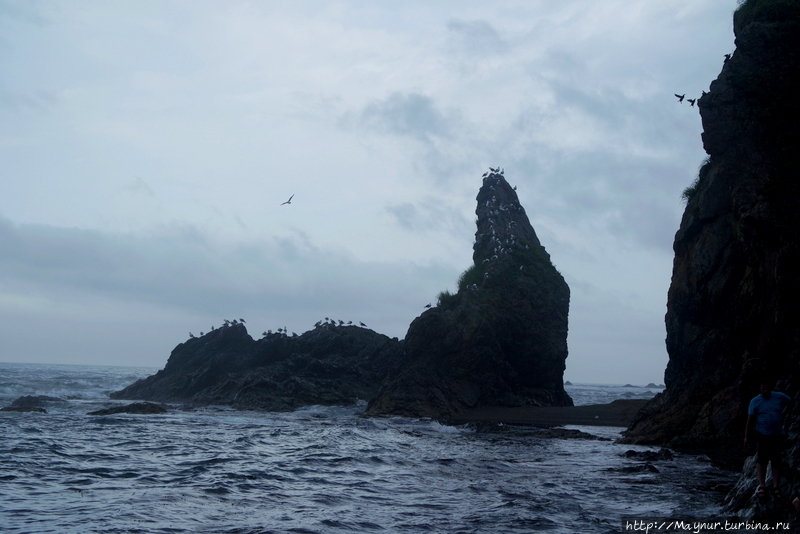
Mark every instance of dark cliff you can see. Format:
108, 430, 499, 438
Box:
111, 322, 403, 411
622, 0, 800, 459
365, 170, 572, 418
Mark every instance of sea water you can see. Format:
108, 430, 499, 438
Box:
0, 362, 738, 533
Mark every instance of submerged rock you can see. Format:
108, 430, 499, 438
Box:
1, 406, 47, 413
10, 395, 66, 408
1, 395, 68, 414
622, 449, 674, 462
88, 402, 168, 416
365, 170, 571, 418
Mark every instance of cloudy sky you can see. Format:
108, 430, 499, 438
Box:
1, 0, 739, 384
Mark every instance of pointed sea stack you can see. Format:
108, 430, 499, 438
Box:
622, 0, 800, 455
365, 170, 572, 418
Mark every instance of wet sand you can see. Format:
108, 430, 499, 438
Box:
453, 399, 649, 427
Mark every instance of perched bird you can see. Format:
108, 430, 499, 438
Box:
239, 318, 246, 323
687, 98, 696, 107
724, 53, 731, 63
513, 185, 517, 191
675, 94, 685, 103
359, 321, 367, 327
425, 303, 431, 308
280, 194, 294, 206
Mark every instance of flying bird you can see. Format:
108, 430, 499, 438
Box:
687, 98, 696, 107
675, 94, 685, 103
280, 194, 294, 206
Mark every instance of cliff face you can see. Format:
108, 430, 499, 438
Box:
622, 0, 800, 453
365, 170, 572, 418
111, 323, 403, 411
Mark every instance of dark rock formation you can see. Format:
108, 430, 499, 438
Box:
9, 395, 65, 408
1, 395, 68, 413
623, 0, 800, 451
622, 0, 800, 516
365, 170, 571, 418
88, 402, 168, 416
111, 323, 403, 411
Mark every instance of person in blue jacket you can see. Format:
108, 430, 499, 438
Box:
744, 381, 793, 500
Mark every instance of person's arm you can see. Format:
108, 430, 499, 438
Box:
745, 413, 755, 448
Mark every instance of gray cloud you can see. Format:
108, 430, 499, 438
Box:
0, 84, 56, 111
446, 19, 508, 56
0, 0, 47, 25
126, 176, 156, 197
385, 197, 474, 237
340, 91, 476, 181
354, 92, 454, 142
0, 216, 455, 339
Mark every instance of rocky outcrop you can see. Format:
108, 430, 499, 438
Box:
1, 395, 68, 413
111, 323, 403, 411
365, 170, 572, 418
622, 0, 800, 452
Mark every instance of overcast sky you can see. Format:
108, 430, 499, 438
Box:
1, 0, 739, 384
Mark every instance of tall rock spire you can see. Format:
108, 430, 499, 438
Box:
365, 169, 572, 418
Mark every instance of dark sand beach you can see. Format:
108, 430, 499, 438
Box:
453, 399, 649, 427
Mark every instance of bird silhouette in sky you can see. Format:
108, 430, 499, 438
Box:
687, 98, 696, 107
280, 194, 294, 206
675, 94, 685, 103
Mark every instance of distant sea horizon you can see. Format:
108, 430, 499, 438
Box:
0, 359, 664, 389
